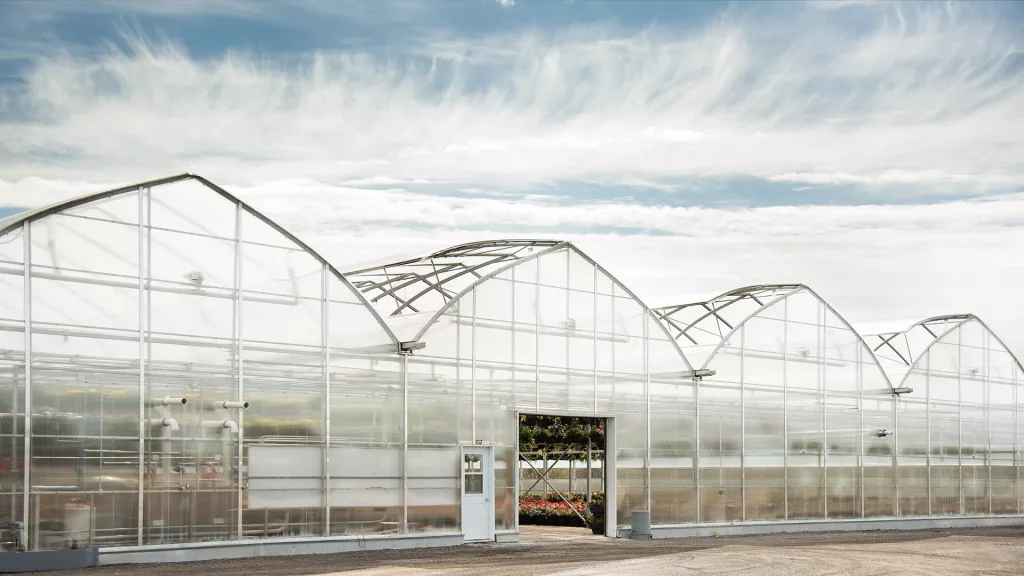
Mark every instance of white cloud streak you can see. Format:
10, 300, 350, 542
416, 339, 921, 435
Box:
0, 3, 1020, 193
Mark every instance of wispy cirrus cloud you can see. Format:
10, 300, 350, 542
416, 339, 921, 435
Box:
0, 1, 1021, 356
0, 2, 1019, 196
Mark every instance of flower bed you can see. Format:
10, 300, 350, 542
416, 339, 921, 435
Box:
518, 492, 597, 527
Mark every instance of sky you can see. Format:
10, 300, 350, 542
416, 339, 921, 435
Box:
0, 0, 1022, 354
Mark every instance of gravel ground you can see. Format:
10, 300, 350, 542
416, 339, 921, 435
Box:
22, 526, 1024, 576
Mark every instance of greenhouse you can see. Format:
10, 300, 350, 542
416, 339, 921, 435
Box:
0, 175, 1022, 567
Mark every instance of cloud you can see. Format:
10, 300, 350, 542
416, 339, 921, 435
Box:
496, 0, 515, 7
0, 3, 1020, 195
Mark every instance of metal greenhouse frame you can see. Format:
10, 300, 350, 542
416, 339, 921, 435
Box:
1, 176, 1022, 567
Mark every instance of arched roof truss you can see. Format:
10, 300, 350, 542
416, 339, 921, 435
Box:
346, 239, 695, 373
657, 284, 893, 392
0, 173, 399, 351
873, 314, 1024, 390
345, 240, 563, 317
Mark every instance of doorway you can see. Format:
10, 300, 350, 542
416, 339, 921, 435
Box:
461, 445, 495, 542
517, 415, 611, 541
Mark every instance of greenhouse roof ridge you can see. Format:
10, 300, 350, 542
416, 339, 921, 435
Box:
867, 313, 1024, 389
867, 313, 980, 368
344, 239, 570, 317
653, 284, 807, 347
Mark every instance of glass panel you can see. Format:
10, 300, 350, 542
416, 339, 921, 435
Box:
464, 474, 483, 495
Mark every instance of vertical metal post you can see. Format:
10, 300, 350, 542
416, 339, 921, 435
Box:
511, 267, 516, 408
740, 325, 746, 522
926, 352, 932, 516
858, 345, 864, 518
986, 331, 992, 515
322, 265, 331, 535
586, 427, 592, 503
21, 222, 32, 550
535, 261, 540, 413
569, 459, 574, 495
1015, 358, 1020, 514
605, 417, 617, 537
957, 327, 963, 515
145, 187, 154, 539
694, 340, 700, 524
566, 252, 571, 408
821, 304, 828, 519
137, 187, 147, 546
401, 353, 409, 533
894, 386, 899, 516
471, 287, 477, 441
592, 265, 598, 414
542, 454, 548, 501
235, 204, 245, 539
644, 310, 651, 513
782, 297, 789, 520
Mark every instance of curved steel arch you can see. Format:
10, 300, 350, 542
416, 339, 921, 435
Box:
353, 239, 696, 371
868, 314, 974, 367
887, 314, 1024, 389
654, 284, 805, 347
0, 173, 400, 346
664, 284, 894, 389
345, 239, 563, 317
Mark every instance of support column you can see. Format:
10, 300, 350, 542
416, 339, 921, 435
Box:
593, 266, 598, 414
234, 204, 245, 539
1015, 359, 1020, 514
783, 297, 789, 520
322, 265, 331, 535
926, 353, 932, 516
605, 417, 617, 537
858, 345, 865, 518
644, 311, 651, 514
958, 327, 963, 515
740, 325, 746, 522
694, 345, 700, 524
137, 187, 147, 546
471, 288, 477, 441
821, 304, 828, 519
21, 222, 32, 550
401, 353, 409, 533
534, 264, 540, 413
986, 333, 992, 515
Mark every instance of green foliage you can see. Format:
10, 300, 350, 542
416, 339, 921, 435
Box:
519, 415, 604, 460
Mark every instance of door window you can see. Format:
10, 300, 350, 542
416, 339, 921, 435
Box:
464, 453, 483, 494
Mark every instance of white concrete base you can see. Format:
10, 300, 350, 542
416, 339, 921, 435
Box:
494, 530, 520, 543
99, 532, 463, 565
614, 515, 1024, 539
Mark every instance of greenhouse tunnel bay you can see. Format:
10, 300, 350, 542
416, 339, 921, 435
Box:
0, 175, 1022, 564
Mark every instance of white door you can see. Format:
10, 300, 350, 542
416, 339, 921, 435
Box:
461, 446, 494, 542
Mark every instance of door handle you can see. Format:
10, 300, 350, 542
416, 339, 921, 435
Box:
485, 498, 489, 502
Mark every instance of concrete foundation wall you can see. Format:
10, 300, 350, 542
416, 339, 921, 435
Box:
98, 532, 464, 565
616, 515, 1024, 539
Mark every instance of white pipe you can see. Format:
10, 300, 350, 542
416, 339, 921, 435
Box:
149, 418, 179, 431
218, 401, 249, 409
204, 420, 238, 432
151, 397, 187, 406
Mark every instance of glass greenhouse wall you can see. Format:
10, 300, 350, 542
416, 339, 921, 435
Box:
0, 175, 406, 551
656, 287, 1023, 523
1, 175, 1022, 559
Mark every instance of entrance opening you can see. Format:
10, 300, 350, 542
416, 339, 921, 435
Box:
517, 415, 608, 542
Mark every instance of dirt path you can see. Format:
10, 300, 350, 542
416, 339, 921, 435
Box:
23, 527, 1024, 576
